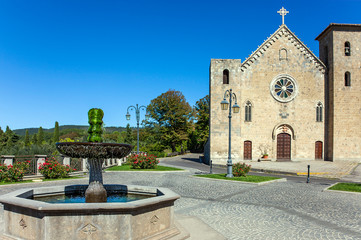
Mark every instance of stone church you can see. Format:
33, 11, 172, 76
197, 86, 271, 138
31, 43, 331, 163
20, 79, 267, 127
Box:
207, 8, 361, 164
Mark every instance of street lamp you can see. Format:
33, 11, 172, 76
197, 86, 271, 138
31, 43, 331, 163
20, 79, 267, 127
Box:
126, 104, 149, 154
221, 89, 240, 178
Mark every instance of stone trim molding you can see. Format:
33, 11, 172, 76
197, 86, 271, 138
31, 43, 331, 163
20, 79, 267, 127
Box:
240, 25, 326, 74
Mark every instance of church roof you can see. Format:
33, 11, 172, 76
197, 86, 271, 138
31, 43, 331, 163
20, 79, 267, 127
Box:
315, 23, 361, 41
240, 25, 326, 74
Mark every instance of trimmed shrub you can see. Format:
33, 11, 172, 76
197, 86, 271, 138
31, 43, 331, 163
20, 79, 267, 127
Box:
38, 157, 75, 179
232, 162, 251, 177
128, 153, 159, 169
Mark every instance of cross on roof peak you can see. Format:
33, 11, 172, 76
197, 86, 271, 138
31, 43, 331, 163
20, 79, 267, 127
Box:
277, 7, 289, 25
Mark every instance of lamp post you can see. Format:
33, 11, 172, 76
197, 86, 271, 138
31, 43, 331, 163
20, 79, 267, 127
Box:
220, 89, 240, 178
126, 104, 149, 154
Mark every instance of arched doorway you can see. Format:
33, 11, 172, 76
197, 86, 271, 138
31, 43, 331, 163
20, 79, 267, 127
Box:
315, 141, 323, 160
244, 141, 252, 160
277, 133, 291, 161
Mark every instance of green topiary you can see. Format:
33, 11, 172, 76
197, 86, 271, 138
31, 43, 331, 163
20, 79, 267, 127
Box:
87, 108, 104, 143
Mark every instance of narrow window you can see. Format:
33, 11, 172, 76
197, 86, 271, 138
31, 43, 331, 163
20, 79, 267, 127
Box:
245, 101, 252, 122
345, 72, 351, 86
345, 42, 351, 56
316, 102, 323, 122
223, 69, 229, 84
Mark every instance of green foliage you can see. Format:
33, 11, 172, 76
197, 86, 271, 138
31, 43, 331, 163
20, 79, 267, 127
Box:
53, 121, 60, 142
31, 134, 37, 145
37, 127, 44, 145
0, 161, 30, 182
123, 124, 134, 144
128, 153, 159, 169
24, 130, 30, 147
194, 95, 209, 149
0, 126, 20, 151
232, 163, 251, 177
38, 157, 74, 179
87, 108, 104, 142
147, 90, 192, 152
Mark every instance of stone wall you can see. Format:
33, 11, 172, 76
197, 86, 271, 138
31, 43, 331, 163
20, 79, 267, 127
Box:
209, 25, 326, 164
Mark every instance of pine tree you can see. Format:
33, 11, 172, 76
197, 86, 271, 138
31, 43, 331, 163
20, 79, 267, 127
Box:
24, 130, 30, 147
53, 121, 60, 142
37, 127, 44, 145
31, 134, 37, 145
124, 124, 134, 145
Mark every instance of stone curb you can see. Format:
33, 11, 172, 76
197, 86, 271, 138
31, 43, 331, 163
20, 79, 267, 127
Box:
322, 183, 361, 195
190, 175, 287, 186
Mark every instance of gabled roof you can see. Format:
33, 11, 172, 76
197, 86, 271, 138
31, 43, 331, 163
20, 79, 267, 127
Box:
240, 25, 326, 74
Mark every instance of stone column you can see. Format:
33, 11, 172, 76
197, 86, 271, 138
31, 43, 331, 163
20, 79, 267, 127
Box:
82, 158, 88, 172
117, 158, 122, 166
107, 158, 111, 166
63, 156, 71, 166
1, 155, 15, 166
35, 155, 47, 175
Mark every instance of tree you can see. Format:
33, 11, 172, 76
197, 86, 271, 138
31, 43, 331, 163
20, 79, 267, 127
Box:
53, 121, 60, 143
31, 133, 37, 145
24, 130, 30, 147
193, 95, 210, 151
123, 124, 134, 145
147, 90, 192, 152
37, 127, 44, 145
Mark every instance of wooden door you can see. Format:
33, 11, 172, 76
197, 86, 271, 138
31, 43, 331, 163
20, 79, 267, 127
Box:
315, 141, 323, 159
244, 141, 252, 160
277, 133, 291, 161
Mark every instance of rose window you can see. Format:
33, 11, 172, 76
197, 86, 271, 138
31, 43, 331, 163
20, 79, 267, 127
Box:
270, 75, 298, 102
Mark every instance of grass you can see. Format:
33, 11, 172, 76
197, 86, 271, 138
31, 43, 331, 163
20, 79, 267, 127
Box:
195, 174, 280, 183
105, 164, 183, 171
328, 183, 361, 193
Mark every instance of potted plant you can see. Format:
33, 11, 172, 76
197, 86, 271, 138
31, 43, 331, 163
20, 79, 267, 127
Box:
259, 144, 270, 159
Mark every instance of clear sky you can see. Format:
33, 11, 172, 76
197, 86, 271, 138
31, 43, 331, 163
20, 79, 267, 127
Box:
1, 0, 360, 130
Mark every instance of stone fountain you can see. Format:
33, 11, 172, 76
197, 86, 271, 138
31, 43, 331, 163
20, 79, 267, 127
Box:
0, 109, 186, 240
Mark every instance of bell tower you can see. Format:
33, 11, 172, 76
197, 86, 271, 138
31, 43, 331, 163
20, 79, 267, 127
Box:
316, 24, 361, 161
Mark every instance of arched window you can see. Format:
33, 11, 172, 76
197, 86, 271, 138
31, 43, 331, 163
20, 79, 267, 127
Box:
316, 102, 323, 122
345, 72, 351, 87
279, 48, 287, 60
345, 42, 351, 56
223, 69, 229, 84
245, 101, 252, 122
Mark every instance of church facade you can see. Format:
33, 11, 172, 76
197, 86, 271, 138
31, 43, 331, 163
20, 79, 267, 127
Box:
207, 9, 361, 164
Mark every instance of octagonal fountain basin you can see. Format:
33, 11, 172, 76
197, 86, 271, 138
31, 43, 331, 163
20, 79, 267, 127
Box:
0, 184, 183, 240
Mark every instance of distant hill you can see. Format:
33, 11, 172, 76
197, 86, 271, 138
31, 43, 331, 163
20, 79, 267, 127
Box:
13, 125, 127, 136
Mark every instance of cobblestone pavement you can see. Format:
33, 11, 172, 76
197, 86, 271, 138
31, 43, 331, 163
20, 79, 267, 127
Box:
0, 161, 360, 239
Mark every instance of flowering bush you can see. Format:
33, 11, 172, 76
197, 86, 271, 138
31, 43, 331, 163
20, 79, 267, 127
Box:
0, 161, 30, 182
128, 153, 159, 169
232, 162, 251, 177
38, 157, 75, 179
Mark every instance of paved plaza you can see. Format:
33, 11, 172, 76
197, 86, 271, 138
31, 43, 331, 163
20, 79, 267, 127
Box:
0, 154, 360, 239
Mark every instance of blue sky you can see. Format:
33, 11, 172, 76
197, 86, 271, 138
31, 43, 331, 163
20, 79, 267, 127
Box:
0, 0, 360, 130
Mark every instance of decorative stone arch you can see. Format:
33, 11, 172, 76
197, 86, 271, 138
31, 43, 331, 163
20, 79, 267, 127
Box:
279, 48, 288, 60
272, 123, 296, 140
